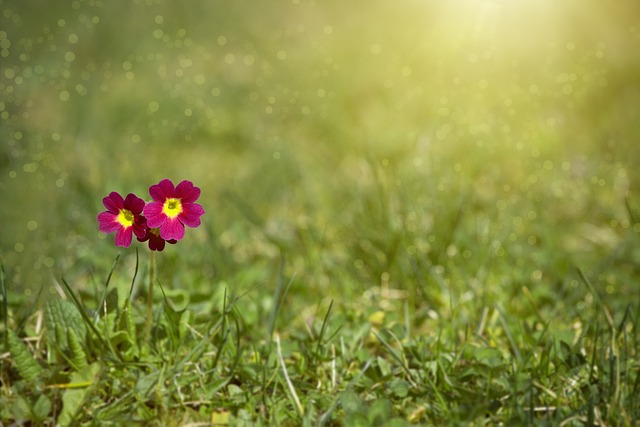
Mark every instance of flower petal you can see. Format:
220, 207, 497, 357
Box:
98, 212, 121, 232
175, 180, 201, 203
150, 237, 166, 251
149, 179, 175, 202
143, 231, 166, 251
114, 226, 133, 247
124, 193, 145, 214
103, 192, 124, 213
143, 202, 166, 228
159, 218, 185, 241
179, 203, 205, 227
132, 222, 147, 239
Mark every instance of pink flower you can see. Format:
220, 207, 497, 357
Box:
143, 179, 205, 241
97, 192, 147, 247
138, 227, 177, 252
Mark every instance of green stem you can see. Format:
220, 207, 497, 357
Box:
145, 250, 155, 340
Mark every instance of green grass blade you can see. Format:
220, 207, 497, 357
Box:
371, 329, 417, 384
267, 255, 295, 339
128, 247, 139, 301
0, 256, 7, 340
315, 299, 333, 356
95, 253, 121, 322
59, 276, 118, 361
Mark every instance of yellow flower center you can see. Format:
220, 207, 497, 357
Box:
162, 198, 183, 218
116, 209, 134, 227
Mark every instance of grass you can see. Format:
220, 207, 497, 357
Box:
2, 0, 640, 425
1, 247, 639, 425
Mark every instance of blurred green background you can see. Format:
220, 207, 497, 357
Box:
2, 0, 640, 311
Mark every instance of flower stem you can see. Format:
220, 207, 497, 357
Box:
145, 250, 155, 340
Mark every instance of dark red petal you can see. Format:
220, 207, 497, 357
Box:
137, 227, 153, 243
175, 180, 201, 203
124, 193, 146, 214
136, 215, 147, 228
149, 235, 166, 251
132, 222, 147, 239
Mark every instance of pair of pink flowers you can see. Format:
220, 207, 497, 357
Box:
97, 179, 205, 251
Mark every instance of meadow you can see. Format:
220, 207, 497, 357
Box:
1, 0, 640, 425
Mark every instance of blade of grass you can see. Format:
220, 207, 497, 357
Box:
404, 299, 411, 341
588, 322, 600, 400
210, 287, 230, 370
59, 276, 118, 361
127, 248, 139, 301
497, 307, 522, 364
267, 255, 295, 339
577, 268, 607, 322
275, 333, 304, 417
371, 329, 417, 386
315, 299, 333, 356
624, 195, 638, 225
210, 288, 247, 377
1, 257, 7, 341
519, 319, 551, 370
145, 250, 155, 341
95, 253, 121, 322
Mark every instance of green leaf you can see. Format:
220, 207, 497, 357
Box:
7, 329, 43, 382
44, 299, 86, 355
178, 309, 195, 340
111, 330, 141, 363
58, 362, 100, 427
135, 371, 161, 397
367, 398, 392, 425
229, 384, 245, 397
67, 328, 88, 371
466, 346, 505, 369
32, 394, 52, 420
11, 395, 32, 421
104, 287, 120, 314
377, 356, 391, 376
112, 299, 139, 360
388, 378, 409, 398
163, 287, 190, 312
341, 391, 363, 415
